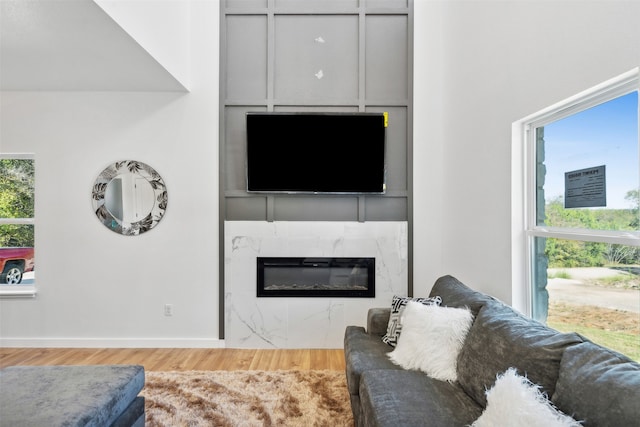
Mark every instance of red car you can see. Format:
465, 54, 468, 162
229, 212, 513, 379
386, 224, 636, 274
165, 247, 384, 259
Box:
0, 247, 35, 284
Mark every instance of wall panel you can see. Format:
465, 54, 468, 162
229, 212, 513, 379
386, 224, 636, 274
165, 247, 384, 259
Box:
221, 1, 412, 222
365, 15, 409, 102
274, 196, 359, 221
225, 16, 268, 101
224, 106, 266, 192
369, 106, 407, 192
274, 15, 359, 102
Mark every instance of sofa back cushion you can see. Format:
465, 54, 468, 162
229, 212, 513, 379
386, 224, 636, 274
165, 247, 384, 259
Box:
429, 275, 495, 317
367, 307, 391, 337
456, 301, 583, 408
552, 341, 640, 426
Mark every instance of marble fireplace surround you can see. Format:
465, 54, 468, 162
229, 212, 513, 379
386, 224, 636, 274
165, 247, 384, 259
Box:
224, 221, 408, 348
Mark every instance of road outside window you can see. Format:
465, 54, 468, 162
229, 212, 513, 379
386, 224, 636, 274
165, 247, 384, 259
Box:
544, 239, 639, 360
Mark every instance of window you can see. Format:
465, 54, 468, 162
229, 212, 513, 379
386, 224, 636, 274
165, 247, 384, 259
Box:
0, 154, 36, 296
514, 69, 639, 360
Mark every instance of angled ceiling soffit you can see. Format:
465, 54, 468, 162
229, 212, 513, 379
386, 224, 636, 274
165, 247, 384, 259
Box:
0, 0, 189, 92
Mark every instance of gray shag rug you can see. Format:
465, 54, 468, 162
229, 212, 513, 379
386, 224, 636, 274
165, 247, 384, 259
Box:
141, 370, 353, 427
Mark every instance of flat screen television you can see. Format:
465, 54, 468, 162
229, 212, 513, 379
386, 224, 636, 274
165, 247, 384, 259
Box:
246, 112, 386, 194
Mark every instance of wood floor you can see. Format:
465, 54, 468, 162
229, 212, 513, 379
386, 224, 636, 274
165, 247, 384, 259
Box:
0, 348, 346, 371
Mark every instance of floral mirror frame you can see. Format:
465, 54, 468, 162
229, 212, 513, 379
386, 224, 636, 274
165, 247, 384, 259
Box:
91, 160, 167, 235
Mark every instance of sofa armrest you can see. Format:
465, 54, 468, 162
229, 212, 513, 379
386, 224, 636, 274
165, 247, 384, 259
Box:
367, 308, 391, 336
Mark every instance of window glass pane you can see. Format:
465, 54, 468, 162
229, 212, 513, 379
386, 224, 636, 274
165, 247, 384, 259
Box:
535, 237, 639, 361
0, 224, 34, 247
0, 224, 35, 285
0, 158, 35, 219
536, 92, 639, 231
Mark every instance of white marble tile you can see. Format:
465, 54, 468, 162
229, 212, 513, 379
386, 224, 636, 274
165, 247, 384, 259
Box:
224, 221, 407, 348
287, 299, 345, 348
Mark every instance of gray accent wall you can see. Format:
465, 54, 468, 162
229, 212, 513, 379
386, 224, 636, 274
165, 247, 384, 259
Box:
220, 0, 413, 223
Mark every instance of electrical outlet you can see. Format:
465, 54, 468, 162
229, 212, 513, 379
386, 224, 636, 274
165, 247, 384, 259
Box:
164, 304, 173, 317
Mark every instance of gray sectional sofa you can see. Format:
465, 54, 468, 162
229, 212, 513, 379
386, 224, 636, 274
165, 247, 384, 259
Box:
344, 275, 640, 427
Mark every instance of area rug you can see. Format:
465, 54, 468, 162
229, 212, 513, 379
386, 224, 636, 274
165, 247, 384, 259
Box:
141, 370, 354, 427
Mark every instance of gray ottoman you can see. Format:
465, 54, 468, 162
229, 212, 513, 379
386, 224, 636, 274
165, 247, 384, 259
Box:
0, 364, 145, 427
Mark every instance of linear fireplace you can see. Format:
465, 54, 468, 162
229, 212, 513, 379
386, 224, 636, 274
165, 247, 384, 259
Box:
257, 257, 375, 298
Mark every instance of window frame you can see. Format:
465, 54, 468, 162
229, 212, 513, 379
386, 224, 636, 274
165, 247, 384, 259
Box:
0, 153, 36, 298
512, 68, 640, 316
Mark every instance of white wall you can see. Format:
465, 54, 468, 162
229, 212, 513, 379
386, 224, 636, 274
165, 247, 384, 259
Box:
0, 2, 220, 347
414, 0, 640, 303
412, 0, 446, 296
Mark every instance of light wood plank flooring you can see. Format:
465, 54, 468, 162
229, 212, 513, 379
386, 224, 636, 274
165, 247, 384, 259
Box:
0, 348, 346, 371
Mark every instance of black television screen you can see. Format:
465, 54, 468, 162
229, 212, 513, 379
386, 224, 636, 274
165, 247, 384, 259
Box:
246, 112, 386, 194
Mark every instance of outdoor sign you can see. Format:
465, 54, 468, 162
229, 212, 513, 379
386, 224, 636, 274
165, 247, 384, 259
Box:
564, 165, 607, 208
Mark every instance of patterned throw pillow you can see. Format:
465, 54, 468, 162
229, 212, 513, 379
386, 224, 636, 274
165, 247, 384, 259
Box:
381, 294, 442, 347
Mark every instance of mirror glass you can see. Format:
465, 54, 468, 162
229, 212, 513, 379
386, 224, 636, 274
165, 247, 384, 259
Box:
91, 160, 167, 235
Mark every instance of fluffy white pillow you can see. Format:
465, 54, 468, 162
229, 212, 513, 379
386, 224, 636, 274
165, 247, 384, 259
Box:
387, 301, 473, 382
471, 368, 582, 427
382, 295, 442, 347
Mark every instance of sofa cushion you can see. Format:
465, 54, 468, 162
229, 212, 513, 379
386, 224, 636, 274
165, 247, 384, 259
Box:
368, 307, 391, 337
471, 368, 580, 427
456, 301, 583, 407
428, 275, 495, 316
359, 369, 483, 427
388, 301, 473, 382
552, 341, 640, 427
344, 325, 403, 396
381, 295, 442, 347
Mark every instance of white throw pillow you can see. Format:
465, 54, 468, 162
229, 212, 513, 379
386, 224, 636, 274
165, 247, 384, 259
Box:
471, 368, 582, 427
382, 295, 442, 347
387, 301, 473, 382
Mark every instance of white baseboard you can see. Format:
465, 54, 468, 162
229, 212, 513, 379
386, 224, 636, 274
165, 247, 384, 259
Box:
0, 338, 226, 348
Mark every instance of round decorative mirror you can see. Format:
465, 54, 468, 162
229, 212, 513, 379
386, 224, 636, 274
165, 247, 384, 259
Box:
91, 160, 167, 235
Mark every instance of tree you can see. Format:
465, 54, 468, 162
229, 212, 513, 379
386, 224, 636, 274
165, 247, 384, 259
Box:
0, 159, 35, 247
543, 195, 637, 267
605, 244, 638, 265
625, 189, 639, 229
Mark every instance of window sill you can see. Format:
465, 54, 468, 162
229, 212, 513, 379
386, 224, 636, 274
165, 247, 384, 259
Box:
0, 287, 37, 298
